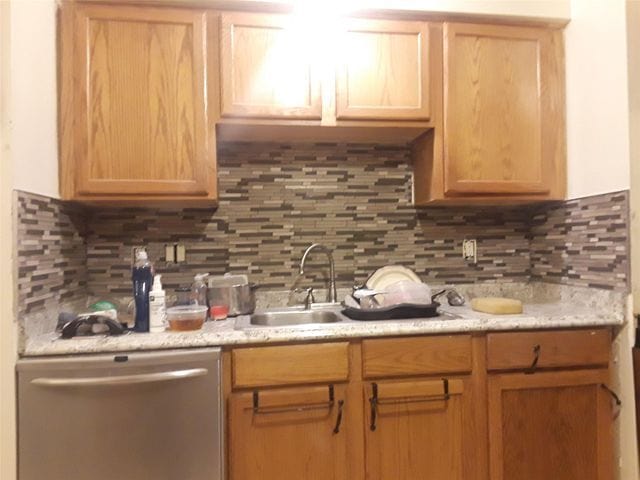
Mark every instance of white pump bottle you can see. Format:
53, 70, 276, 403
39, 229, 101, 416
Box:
149, 274, 167, 333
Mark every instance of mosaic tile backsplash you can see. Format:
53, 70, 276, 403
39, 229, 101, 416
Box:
85, 142, 531, 296
15, 142, 630, 314
530, 190, 629, 290
16, 192, 87, 315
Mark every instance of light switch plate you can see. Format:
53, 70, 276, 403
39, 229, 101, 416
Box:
176, 244, 186, 262
165, 244, 175, 263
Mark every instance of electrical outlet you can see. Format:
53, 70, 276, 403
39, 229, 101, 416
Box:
462, 239, 477, 263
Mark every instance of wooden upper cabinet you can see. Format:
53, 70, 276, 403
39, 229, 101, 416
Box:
220, 12, 322, 119
488, 370, 614, 480
336, 20, 430, 121
442, 22, 565, 197
61, 4, 218, 201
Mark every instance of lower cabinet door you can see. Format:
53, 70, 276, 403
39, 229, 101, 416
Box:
488, 369, 614, 480
229, 384, 349, 480
364, 378, 470, 480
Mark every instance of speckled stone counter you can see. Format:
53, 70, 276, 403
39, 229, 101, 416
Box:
22, 297, 626, 357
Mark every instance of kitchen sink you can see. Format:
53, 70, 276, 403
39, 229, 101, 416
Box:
249, 309, 342, 327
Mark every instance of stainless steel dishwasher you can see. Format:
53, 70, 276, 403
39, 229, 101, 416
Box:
17, 348, 223, 480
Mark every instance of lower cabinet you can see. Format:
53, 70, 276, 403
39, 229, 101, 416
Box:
364, 378, 470, 480
226, 329, 615, 480
488, 369, 614, 480
228, 384, 349, 480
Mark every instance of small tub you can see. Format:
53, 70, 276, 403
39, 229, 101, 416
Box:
166, 305, 208, 332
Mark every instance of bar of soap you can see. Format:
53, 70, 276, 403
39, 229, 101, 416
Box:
471, 297, 523, 314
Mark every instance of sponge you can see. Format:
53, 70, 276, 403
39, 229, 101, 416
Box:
471, 297, 523, 315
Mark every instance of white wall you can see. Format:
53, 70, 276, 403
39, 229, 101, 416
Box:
627, 1, 640, 470
2, 0, 56, 476
628, 0, 640, 314
9, 0, 59, 198
565, 0, 631, 199
0, 0, 17, 477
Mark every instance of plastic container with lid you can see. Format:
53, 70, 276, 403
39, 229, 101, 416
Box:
166, 305, 207, 331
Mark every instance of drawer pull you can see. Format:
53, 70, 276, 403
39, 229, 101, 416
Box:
251, 384, 336, 415
525, 344, 541, 374
600, 384, 622, 406
333, 400, 345, 434
369, 379, 450, 432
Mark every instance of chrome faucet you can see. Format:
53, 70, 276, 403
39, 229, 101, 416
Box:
299, 244, 338, 304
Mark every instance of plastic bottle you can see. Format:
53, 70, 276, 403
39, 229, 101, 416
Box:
191, 273, 209, 318
149, 274, 167, 333
132, 250, 154, 332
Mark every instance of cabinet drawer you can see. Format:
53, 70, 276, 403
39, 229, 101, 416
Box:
232, 342, 349, 388
486, 329, 611, 371
362, 335, 472, 378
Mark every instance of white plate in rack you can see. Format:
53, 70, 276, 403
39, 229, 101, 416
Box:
365, 266, 422, 303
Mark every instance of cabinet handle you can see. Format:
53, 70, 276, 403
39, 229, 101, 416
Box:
369, 383, 378, 431
251, 384, 337, 415
333, 400, 345, 434
600, 384, 622, 406
525, 344, 541, 374
369, 379, 450, 432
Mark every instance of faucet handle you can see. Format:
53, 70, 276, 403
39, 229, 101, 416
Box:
295, 287, 315, 309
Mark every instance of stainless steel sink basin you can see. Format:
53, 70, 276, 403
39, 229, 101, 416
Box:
250, 309, 342, 327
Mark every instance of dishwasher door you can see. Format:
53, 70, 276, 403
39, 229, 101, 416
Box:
17, 348, 223, 480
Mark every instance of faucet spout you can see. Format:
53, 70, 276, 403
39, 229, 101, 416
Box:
299, 244, 338, 304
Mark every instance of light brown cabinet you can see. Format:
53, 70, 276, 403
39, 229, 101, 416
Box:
217, 13, 433, 132
486, 329, 614, 480
219, 12, 322, 120
59, 3, 219, 203
336, 19, 430, 121
364, 378, 470, 480
225, 329, 614, 480
414, 22, 566, 204
59, 2, 567, 205
488, 370, 613, 480
228, 385, 349, 480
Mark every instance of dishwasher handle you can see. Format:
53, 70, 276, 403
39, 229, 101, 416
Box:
31, 368, 209, 387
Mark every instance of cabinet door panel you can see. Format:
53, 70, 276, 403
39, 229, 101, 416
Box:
220, 12, 322, 119
74, 5, 212, 196
444, 23, 561, 196
364, 378, 474, 480
337, 20, 430, 120
229, 385, 348, 480
488, 370, 614, 480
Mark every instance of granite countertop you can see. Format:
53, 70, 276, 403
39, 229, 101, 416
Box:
22, 300, 626, 357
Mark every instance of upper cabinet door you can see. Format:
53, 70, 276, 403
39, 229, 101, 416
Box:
73, 5, 214, 197
336, 19, 430, 121
220, 12, 322, 119
443, 23, 565, 196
